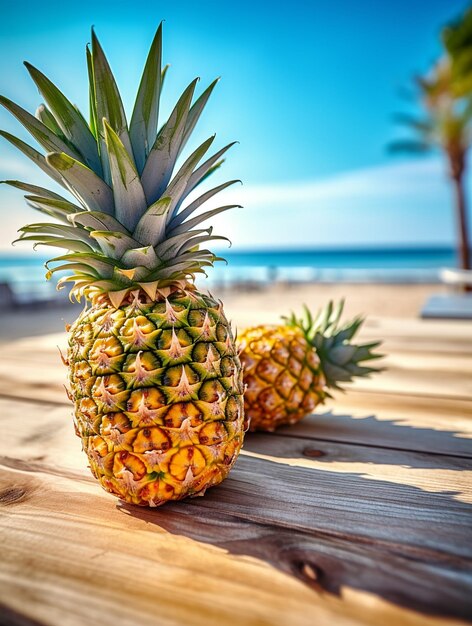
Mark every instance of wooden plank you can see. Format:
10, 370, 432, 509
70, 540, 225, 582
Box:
209, 457, 472, 563
2, 337, 472, 404
349, 351, 472, 399
0, 465, 324, 626
5, 320, 472, 357
243, 433, 472, 501
219, 285, 472, 341
361, 316, 472, 342
1, 460, 471, 624
278, 392, 472, 457
0, 317, 471, 625
358, 317, 472, 356
0, 330, 470, 489
0, 358, 471, 459
4, 397, 471, 525
1, 315, 472, 403
0, 400, 78, 471
5, 397, 471, 512
2, 313, 472, 357
0, 357, 70, 406
1, 397, 471, 563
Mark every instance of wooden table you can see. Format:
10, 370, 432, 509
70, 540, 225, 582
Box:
1, 316, 471, 626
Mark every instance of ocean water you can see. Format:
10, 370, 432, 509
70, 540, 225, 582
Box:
0, 247, 459, 302
206, 247, 457, 285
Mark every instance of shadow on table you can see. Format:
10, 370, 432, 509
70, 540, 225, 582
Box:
267, 409, 472, 469
118, 421, 472, 622
240, 410, 472, 511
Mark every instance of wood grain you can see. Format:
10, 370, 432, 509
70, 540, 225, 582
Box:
3, 346, 472, 404
1, 459, 471, 624
278, 394, 472, 457
0, 318, 471, 626
1, 394, 472, 621
2, 397, 472, 562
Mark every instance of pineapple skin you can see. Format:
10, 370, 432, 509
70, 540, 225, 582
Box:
68, 290, 246, 506
239, 325, 326, 432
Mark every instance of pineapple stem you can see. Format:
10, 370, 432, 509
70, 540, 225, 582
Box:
283, 300, 384, 390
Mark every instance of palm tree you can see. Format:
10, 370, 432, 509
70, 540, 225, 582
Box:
391, 10, 472, 275
443, 8, 472, 98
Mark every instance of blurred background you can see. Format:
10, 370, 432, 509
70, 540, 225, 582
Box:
1, 0, 471, 336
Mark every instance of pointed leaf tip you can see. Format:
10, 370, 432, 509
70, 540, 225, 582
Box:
130, 21, 164, 173
141, 77, 200, 202
46, 152, 74, 171
91, 27, 132, 155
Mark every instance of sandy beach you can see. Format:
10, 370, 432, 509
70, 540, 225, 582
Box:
0, 282, 446, 343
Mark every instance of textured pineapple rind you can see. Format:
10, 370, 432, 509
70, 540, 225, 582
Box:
68, 290, 245, 506
239, 325, 326, 432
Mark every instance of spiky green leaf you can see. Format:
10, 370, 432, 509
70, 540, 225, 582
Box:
0, 95, 83, 161
2, 180, 67, 201
14, 234, 95, 253
25, 195, 82, 224
122, 246, 159, 270
163, 135, 215, 219
46, 252, 120, 276
133, 196, 172, 247
26, 194, 82, 214
86, 45, 98, 140
175, 143, 236, 211
104, 120, 147, 231
89, 230, 141, 259
169, 179, 240, 227
0, 131, 66, 188
286, 300, 384, 390
91, 29, 134, 159
130, 23, 163, 174
154, 228, 209, 259
177, 78, 219, 158
46, 152, 114, 214
19, 222, 95, 245
177, 232, 229, 256
35, 104, 64, 137
167, 204, 241, 237
45, 262, 101, 280
141, 78, 198, 203
25, 62, 101, 173
26, 203, 73, 225
69, 210, 131, 234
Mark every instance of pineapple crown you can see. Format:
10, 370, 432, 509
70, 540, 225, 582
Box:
0, 24, 241, 306
283, 300, 384, 391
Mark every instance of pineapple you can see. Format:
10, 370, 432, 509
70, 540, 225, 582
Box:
239, 301, 382, 431
0, 24, 246, 506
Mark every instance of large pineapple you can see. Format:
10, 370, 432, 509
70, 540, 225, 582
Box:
239, 301, 382, 431
1, 25, 246, 506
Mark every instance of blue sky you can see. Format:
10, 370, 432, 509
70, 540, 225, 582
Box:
0, 0, 470, 250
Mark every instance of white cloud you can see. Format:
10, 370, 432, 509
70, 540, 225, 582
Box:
217, 157, 449, 207
0, 156, 460, 251
206, 157, 456, 247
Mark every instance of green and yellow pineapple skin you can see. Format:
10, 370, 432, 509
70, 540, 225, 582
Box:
69, 289, 245, 506
1, 24, 247, 505
239, 325, 326, 432
239, 302, 383, 432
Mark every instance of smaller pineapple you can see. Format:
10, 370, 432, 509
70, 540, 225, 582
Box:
239, 301, 383, 431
